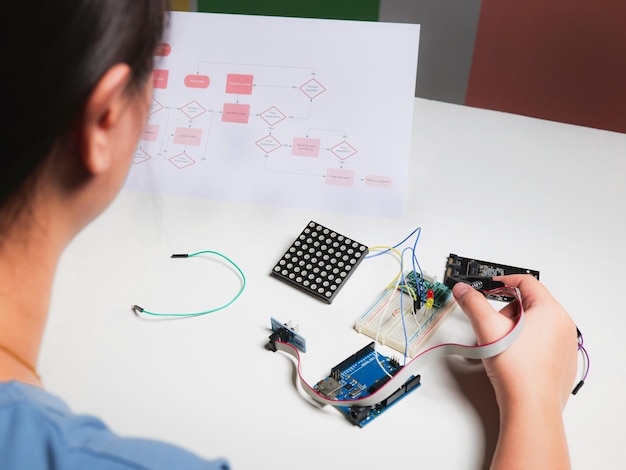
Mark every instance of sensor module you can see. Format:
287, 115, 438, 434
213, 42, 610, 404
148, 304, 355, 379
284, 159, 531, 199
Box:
268, 317, 307, 353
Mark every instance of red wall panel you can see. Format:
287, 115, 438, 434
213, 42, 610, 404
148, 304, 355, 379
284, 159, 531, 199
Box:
466, 0, 626, 133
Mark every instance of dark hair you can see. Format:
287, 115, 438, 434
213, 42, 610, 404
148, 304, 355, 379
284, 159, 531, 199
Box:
0, 0, 169, 217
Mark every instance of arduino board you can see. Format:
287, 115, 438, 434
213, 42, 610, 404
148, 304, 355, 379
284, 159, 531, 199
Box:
314, 342, 421, 426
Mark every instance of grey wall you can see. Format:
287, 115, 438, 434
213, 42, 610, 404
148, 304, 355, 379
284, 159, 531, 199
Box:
379, 0, 482, 104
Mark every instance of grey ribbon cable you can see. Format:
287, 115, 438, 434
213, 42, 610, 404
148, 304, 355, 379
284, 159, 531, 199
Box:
275, 287, 524, 408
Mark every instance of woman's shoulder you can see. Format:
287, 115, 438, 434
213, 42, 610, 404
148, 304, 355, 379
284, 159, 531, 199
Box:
0, 381, 229, 470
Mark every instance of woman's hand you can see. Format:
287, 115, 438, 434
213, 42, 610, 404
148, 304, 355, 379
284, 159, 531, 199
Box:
453, 274, 578, 469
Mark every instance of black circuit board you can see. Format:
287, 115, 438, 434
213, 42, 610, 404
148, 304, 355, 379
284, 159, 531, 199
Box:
271, 221, 368, 303
444, 253, 540, 301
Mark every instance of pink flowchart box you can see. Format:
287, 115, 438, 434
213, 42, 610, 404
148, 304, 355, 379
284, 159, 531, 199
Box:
141, 124, 159, 142
153, 69, 169, 89
173, 127, 203, 146
292, 137, 321, 157
155, 43, 171, 57
226, 74, 254, 94
326, 168, 355, 187
365, 175, 393, 188
222, 103, 251, 123
184, 74, 210, 88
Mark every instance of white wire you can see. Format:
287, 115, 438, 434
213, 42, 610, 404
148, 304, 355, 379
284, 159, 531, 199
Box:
373, 286, 401, 379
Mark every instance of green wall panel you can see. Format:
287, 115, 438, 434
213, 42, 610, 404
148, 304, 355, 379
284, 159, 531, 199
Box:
197, 0, 380, 21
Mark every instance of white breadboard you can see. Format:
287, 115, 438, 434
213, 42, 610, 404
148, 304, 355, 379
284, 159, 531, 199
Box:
354, 274, 456, 357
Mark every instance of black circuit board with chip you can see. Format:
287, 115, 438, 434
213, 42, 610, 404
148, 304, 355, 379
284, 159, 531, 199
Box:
444, 253, 540, 302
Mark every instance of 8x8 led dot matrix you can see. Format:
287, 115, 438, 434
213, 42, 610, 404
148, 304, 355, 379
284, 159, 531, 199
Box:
271, 221, 369, 303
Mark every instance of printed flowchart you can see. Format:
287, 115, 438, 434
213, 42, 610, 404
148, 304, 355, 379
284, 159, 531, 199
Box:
126, 12, 420, 218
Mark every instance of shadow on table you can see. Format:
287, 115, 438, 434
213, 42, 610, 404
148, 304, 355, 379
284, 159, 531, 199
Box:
445, 356, 500, 470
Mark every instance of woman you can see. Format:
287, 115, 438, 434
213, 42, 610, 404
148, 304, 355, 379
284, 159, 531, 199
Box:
0, 1, 227, 468
0, 1, 578, 469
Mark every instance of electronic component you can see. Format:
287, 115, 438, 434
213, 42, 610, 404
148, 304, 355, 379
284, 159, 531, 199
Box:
269, 287, 529, 425
354, 272, 455, 357
268, 317, 307, 352
270, 221, 369, 303
443, 276, 506, 294
425, 289, 434, 309
443, 253, 539, 302
314, 342, 421, 426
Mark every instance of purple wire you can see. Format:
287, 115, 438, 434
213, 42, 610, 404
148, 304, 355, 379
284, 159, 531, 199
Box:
578, 332, 590, 381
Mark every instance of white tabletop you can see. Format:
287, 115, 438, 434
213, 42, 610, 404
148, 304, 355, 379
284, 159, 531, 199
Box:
41, 98, 626, 469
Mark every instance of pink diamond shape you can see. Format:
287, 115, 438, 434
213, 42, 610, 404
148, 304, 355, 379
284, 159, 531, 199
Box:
180, 100, 206, 119
133, 148, 152, 164
256, 134, 282, 153
259, 106, 286, 126
299, 79, 326, 100
169, 152, 196, 169
330, 141, 357, 160
150, 98, 164, 115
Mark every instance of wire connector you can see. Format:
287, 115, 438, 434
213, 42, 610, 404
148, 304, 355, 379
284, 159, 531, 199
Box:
572, 327, 589, 395
268, 318, 307, 352
171, 253, 189, 258
131, 305, 144, 315
268, 327, 291, 352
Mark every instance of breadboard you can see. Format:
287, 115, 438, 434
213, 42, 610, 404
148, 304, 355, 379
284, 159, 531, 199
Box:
354, 273, 456, 357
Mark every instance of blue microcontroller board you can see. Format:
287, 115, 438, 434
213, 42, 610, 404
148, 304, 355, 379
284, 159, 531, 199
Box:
314, 342, 421, 426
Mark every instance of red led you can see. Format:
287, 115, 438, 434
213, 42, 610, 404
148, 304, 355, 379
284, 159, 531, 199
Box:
425, 289, 435, 309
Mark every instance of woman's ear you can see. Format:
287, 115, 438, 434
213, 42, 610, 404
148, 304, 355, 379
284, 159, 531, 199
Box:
77, 64, 132, 175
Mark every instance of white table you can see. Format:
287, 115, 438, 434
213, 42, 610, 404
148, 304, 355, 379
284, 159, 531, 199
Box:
41, 98, 626, 469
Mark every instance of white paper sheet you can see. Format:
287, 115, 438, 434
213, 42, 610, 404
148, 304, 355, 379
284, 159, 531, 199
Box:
125, 12, 420, 218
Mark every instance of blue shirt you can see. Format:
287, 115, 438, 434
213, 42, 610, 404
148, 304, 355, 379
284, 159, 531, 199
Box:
0, 381, 229, 469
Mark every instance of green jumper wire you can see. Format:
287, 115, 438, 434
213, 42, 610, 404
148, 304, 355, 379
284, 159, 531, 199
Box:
132, 250, 246, 317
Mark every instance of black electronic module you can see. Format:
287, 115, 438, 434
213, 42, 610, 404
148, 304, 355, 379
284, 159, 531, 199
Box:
444, 253, 539, 301
270, 221, 369, 303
